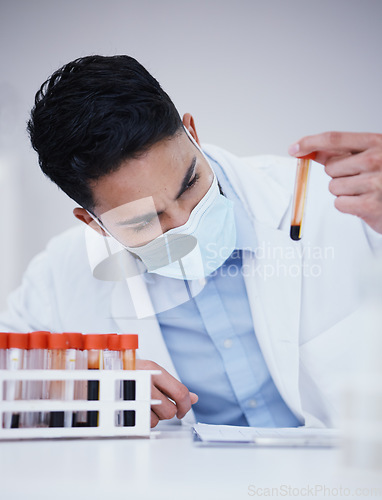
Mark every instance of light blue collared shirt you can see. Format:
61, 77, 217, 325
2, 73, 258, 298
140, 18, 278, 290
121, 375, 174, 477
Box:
144, 153, 301, 427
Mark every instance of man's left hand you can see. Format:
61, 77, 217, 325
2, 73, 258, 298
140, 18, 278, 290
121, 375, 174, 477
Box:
288, 132, 382, 234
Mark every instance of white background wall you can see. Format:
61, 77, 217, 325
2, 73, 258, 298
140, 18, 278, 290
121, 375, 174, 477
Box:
1, 0, 382, 310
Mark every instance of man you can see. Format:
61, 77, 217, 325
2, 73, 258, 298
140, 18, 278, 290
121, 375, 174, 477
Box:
1, 55, 381, 428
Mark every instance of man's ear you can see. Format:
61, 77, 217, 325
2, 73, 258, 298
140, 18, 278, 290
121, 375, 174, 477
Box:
182, 113, 201, 146
73, 208, 108, 237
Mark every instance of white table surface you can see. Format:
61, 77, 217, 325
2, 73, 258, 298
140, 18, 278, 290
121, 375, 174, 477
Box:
0, 422, 381, 500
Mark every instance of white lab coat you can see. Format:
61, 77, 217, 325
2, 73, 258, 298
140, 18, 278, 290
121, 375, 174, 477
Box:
1, 145, 381, 427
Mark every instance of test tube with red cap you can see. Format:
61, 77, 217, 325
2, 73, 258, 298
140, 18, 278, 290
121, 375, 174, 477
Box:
63, 333, 84, 427
0, 332, 7, 369
23, 331, 49, 428
65, 333, 87, 427
120, 334, 138, 427
83, 334, 107, 427
0, 333, 9, 426
104, 334, 123, 370
47, 333, 67, 427
290, 152, 316, 241
4, 333, 28, 429
104, 334, 123, 425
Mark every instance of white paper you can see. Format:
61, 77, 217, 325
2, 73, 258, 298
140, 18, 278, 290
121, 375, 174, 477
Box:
193, 423, 340, 446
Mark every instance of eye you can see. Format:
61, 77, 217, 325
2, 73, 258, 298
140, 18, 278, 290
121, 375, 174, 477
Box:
133, 219, 155, 233
184, 173, 200, 193
131, 172, 200, 233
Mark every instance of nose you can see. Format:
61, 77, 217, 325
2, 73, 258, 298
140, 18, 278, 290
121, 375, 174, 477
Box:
161, 203, 191, 232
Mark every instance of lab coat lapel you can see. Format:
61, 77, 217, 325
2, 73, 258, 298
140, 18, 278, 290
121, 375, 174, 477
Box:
242, 223, 304, 420
240, 171, 304, 420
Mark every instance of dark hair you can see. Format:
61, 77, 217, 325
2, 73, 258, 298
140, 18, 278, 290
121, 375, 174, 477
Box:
27, 55, 183, 210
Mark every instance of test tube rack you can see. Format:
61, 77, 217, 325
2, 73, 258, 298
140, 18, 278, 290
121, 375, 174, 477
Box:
0, 369, 161, 440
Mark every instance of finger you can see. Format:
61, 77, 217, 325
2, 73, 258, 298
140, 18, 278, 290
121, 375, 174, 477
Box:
328, 174, 373, 197
325, 156, 363, 178
151, 410, 159, 428
325, 149, 382, 178
150, 385, 178, 421
289, 132, 382, 158
152, 372, 194, 420
190, 392, 199, 405
136, 359, 197, 420
334, 194, 374, 218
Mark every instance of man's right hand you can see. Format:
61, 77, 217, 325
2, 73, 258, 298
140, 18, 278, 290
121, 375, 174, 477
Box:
136, 359, 199, 428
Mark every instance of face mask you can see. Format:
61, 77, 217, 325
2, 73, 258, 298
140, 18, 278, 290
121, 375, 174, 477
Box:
88, 128, 236, 281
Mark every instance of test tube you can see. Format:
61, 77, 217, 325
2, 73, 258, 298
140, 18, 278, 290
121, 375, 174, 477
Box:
65, 333, 87, 427
0, 332, 7, 369
104, 334, 123, 370
63, 333, 83, 427
120, 334, 138, 427
0, 333, 8, 427
105, 334, 123, 426
83, 334, 107, 427
23, 331, 49, 428
4, 333, 28, 429
47, 333, 67, 427
290, 153, 316, 241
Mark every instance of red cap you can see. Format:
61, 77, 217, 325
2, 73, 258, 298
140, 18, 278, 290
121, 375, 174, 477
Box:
29, 331, 49, 350
8, 333, 29, 350
0, 332, 8, 349
64, 332, 83, 350
299, 152, 317, 161
83, 334, 108, 350
47, 333, 68, 350
107, 334, 119, 351
119, 334, 139, 350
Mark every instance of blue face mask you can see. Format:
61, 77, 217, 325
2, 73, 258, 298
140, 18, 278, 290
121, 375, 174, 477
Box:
88, 129, 237, 281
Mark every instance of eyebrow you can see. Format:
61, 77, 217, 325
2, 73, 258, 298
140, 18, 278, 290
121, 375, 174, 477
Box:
115, 156, 197, 227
